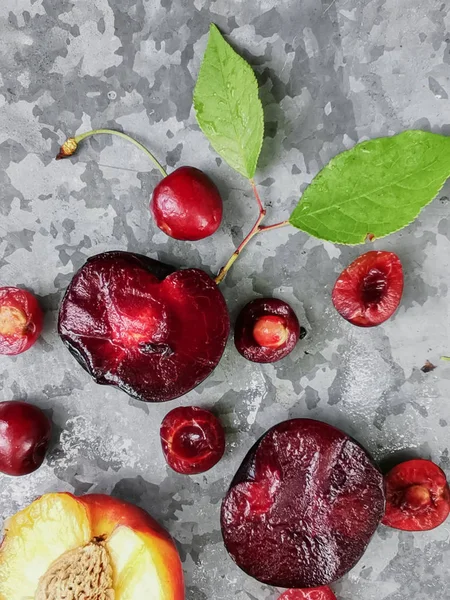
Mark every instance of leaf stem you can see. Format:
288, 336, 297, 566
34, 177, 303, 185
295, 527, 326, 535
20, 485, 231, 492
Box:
215, 183, 290, 284
73, 129, 168, 178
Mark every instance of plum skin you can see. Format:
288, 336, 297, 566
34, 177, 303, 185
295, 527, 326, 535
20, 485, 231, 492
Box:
160, 406, 225, 474
151, 166, 223, 241
234, 298, 300, 363
221, 419, 385, 589
58, 251, 230, 402
0, 401, 52, 476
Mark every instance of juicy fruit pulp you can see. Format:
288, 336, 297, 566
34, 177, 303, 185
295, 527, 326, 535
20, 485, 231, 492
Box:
160, 406, 225, 474
0, 401, 51, 476
151, 166, 223, 241
278, 587, 337, 600
58, 251, 230, 402
0, 493, 184, 600
234, 298, 300, 363
0, 287, 43, 355
332, 251, 403, 327
221, 419, 385, 588
382, 459, 450, 531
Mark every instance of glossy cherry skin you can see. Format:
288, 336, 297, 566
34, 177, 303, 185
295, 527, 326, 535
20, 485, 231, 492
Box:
151, 166, 223, 241
221, 419, 385, 588
278, 587, 337, 600
382, 459, 450, 531
58, 251, 230, 402
0, 287, 43, 355
332, 251, 403, 327
234, 298, 300, 363
160, 406, 225, 474
0, 401, 52, 476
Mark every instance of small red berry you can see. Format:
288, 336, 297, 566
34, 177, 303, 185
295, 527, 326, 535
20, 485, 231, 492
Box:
0, 287, 43, 355
234, 298, 300, 363
151, 166, 223, 241
382, 459, 450, 531
278, 587, 337, 600
0, 401, 52, 476
332, 251, 403, 327
160, 406, 225, 474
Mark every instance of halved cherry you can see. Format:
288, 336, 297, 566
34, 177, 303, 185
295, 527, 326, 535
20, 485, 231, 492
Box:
234, 298, 300, 363
382, 459, 450, 531
0, 287, 43, 355
278, 587, 337, 600
160, 406, 225, 474
332, 251, 403, 327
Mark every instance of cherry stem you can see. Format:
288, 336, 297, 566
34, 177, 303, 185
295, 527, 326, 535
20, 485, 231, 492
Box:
74, 129, 168, 178
215, 179, 289, 284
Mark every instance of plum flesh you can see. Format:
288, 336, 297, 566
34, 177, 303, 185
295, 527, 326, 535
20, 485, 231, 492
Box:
58, 251, 230, 402
221, 419, 385, 588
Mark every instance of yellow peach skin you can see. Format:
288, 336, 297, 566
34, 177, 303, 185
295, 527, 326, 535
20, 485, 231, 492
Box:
0, 492, 184, 600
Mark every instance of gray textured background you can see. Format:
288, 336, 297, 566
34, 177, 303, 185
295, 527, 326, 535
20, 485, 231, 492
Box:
1, 1, 450, 598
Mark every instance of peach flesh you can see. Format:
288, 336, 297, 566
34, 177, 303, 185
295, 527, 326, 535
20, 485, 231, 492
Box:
0, 493, 184, 600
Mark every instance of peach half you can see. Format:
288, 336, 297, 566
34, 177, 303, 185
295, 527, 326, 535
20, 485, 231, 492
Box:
0, 492, 184, 600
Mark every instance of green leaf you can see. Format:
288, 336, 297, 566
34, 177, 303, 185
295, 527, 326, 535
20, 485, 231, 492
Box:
193, 24, 264, 179
289, 130, 450, 244
441, 356, 450, 361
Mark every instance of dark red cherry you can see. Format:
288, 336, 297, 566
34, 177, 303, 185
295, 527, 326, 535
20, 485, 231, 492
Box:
151, 166, 223, 241
160, 406, 225, 474
382, 459, 450, 531
278, 587, 337, 600
332, 251, 403, 327
234, 298, 300, 363
0, 401, 52, 476
0, 287, 43, 355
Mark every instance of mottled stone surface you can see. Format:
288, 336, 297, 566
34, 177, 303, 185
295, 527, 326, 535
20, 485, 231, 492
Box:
1, 1, 450, 598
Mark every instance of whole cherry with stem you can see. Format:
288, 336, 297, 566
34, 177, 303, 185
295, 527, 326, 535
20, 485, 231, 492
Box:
57, 130, 289, 275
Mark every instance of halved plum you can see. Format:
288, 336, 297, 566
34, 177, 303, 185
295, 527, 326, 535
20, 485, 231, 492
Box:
58, 251, 230, 402
382, 459, 450, 531
221, 419, 385, 588
0, 287, 43, 355
278, 587, 337, 600
332, 251, 403, 327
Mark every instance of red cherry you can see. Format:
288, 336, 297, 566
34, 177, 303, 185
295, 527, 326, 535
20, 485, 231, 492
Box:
0, 287, 43, 355
332, 251, 403, 327
382, 459, 450, 531
151, 166, 223, 241
278, 587, 337, 600
160, 406, 225, 474
234, 298, 300, 363
0, 401, 52, 476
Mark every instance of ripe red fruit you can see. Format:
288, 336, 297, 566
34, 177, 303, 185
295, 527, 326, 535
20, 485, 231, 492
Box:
151, 166, 223, 241
221, 419, 385, 588
0, 287, 43, 355
0, 401, 52, 476
234, 298, 300, 363
332, 251, 403, 327
278, 587, 337, 600
160, 406, 225, 474
382, 459, 450, 531
58, 251, 230, 402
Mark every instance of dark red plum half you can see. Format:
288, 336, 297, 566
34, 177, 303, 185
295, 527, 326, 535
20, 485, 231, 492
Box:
58, 251, 230, 402
234, 298, 300, 363
221, 419, 385, 588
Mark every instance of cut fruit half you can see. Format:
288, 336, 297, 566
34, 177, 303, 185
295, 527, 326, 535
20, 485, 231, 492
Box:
278, 587, 337, 600
0, 493, 184, 600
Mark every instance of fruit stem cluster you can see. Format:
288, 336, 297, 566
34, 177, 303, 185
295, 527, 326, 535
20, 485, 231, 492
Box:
215, 180, 289, 284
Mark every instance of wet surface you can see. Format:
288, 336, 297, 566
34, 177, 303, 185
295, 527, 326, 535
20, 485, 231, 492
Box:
1, 1, 450, 598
